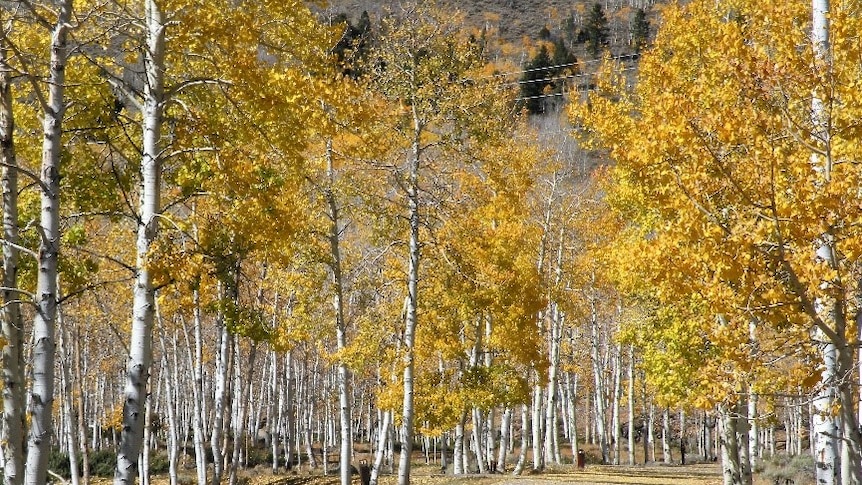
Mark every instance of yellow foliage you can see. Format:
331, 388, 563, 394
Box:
573, 0, 862, 407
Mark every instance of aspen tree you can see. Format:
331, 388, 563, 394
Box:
369, 6, 501, 482
24, 1, 73, 482
114, 0, 164, 481
0, 15, 24, 485
573, 0, 862, 483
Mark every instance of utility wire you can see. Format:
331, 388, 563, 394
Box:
503, 70, 598, 86
473, 52, 639, 81
513, 66, 637, 101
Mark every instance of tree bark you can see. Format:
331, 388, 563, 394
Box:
0, 28, 25, 485
228, 342, 258, 485
183, 289, 207, 485
496, 407, 512, 472
627, 346, 635, 465
57, 300, 80, 485
512, 405, 528, 475
531, 385, 543, 470
369, 410, 391, 485
544, 305, 561, 466
325, 140, 354, 485
211, 307, 233, 484
397, 113, 422, 485
115, 1, 164, 482
24, 1, 71, 482
453, 410, 467, 474
662, 408, 671, 464
719, 404, 743, 485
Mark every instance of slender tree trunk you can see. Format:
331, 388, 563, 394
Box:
837, 343, 862, 485
566, 373, 579, 462
627, 346, 635, 465
590, 299, 608, 464
115, 1, 164, 482
24, 2, 71, 482
211, 310, 233, 484
0, 30, 25, 485
325, 140, 353, 485
397, 116, 422, 485
370, 410, 391, 485
647, 403, 655, 462
184, 289, 207, 485
229, 343, 258, 485
736, 397, 751, 485
612, 347, 622, 465
531, 385, 543, 470
74, 322, 90, 485
282, 351, 296, 471
719, 404, 743, 485
512, 405, 528, 475
57, 300, 80, 485
157, 327, 179, 485
544, 305, 561, 466
269, 351, 279, 473
453, 410, 467, 474
472, 408, 487, 473
140, 388, 152, 485
662, 408, 671, 464
496, 408, 512, 472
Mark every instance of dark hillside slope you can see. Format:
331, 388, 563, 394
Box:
322, 0, 660, 47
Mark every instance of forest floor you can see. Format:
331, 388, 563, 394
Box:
118, 461, 724, 485
232, 463, 725, 485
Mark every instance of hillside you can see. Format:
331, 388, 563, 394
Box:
322, 0, 662, 51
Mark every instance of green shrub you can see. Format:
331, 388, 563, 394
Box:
244, 448, 273, 468
148, 451, 171, 475
758, 454, 814, 485
47, 449, 72, 479
90, 449, 118, 477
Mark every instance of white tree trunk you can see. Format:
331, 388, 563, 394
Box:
454, 411, 466, 474
370, 410, 391, 485
325, 141, 353, 485
496, 408, 512, 472
397, 118, 422, 485
269, 351, 280, 473
627, 346, 635, 465
737, 396, 751, 484
157, 329, 179, 485
184, 289, 207, 485
228, 343, 258, 485
472, 408, 487, 473
662, 408, 671, 464
512, 405, 528, 475
57, 301, 80, 485
612, 347, 622, 465
0, 32, 25, 485
719, 404, 743, 485
282, 351, 296, 471
544, 305, 561, 466
24, 1, 71, 482
73, 323, 90, 484
211, 312, 233, 483
565, 373, 579, 462
590, 302, 608, 464
808, 1, 843, 482
114, 1, 164, 482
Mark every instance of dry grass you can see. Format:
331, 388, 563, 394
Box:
95, 461, 722, 485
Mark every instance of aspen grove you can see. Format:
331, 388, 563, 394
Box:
0, 1, 860, 485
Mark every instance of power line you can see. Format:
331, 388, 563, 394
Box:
473, 52, 639, 81
502, 70, 596, 86
513, 67, 637, 101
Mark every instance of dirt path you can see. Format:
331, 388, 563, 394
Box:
491, 464, 722, 485
246, 464, 723, 485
